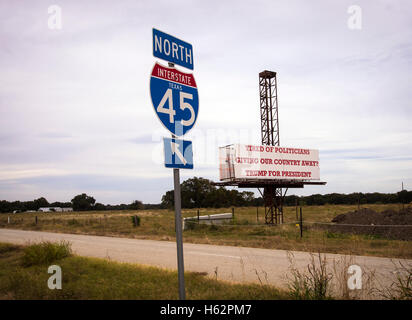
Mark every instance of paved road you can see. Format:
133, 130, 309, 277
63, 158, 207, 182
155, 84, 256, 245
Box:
0, 229, 409, 298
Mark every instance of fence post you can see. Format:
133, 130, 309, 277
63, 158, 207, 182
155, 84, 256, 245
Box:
295, 198, 298, 222
133, 215, 140, 227
299, 207, 303, 238
197, 209, 200, 222
232, 207, 234, 221
8, 216, 10, 224
35, 216, 38, 225
256, 206, 259, 222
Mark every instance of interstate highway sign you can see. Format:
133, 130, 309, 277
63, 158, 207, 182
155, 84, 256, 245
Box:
150, 62, 199, 137
163, 137, 193, 169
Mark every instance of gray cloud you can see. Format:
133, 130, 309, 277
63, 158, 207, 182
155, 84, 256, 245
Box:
0, 174, 174, 204
0, 0, 411, 203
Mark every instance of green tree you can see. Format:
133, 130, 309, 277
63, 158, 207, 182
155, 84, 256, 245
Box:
181, 177, 216, 208
71, 193, 96, 211
94, 203, 106, 210
397, 190, 412, 204
160, 177, 258, 208
129, 200, 144, 210
161, 190, 174, 208
33, 197, 49, 210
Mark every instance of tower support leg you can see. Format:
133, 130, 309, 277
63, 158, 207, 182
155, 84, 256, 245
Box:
263, 186, 287, 225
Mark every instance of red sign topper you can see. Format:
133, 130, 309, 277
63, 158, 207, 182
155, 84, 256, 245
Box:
151, 63, 197, 88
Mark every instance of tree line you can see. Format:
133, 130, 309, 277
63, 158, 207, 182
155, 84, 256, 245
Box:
1, 177, 411, 213
0, 194, 150, 213
160, 177, 258, 208
283, 190, 412, 206
160, 177, 412, 208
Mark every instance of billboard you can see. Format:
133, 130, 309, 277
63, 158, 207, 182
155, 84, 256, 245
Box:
219, 144, 320, 181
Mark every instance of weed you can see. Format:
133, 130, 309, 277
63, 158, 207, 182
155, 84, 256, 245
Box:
369, 240, 388, 248
0, 243, 20, 255
1, 205, 410, 259
21, 241, 72, 267
375, 260, 412, 300
254, 269, 268, 286
0, 246, 290, 300
184, 220, 198, 231
286, 252, 333, 300
235, 219, 250, 225
325, 231, 345, 239
67, 219, 81, 226
131, 216, 140, 227
331, 255, 376, 300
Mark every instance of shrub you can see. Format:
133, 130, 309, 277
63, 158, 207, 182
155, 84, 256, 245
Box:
131, 215, 140, 227
67, 219, 81, 226
287, 252, 333, 300
209, 224, 219, 231
184, 220, 197, 230
0, 243, 20, 255
21, 241, 72, 267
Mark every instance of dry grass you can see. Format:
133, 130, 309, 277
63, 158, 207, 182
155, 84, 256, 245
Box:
373, 260, 412, 300
0, 204, 411, 259
0, 242, 288, 300
286, 252, 333, 300
21, 241, 72, 267
284, 250, 382, 300
1, 241, 408, 300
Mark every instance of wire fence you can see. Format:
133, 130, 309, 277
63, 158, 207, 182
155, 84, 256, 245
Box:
183, 218, 412, 240
184, 219, 412, 228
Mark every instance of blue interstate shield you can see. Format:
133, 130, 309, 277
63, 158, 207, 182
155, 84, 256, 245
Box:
150, 62, 199, 137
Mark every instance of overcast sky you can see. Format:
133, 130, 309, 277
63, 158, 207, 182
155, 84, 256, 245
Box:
0, 0, 411, 204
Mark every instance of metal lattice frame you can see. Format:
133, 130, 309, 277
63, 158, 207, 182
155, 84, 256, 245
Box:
258, 187, 288, 224
260, 70, 279, 146
259, 70, 284, 225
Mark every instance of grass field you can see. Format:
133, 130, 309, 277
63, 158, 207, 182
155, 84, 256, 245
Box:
0, 204, 411, 259
0, 242, 288, 300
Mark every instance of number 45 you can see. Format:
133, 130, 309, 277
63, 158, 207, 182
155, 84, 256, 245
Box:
157, 89, 195, 126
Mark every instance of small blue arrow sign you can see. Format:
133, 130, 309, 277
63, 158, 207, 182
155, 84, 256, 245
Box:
163, 137, 193, 169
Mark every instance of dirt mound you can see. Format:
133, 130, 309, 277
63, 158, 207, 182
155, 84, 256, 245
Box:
332, 207, 412, 225
325, 207, 412, 240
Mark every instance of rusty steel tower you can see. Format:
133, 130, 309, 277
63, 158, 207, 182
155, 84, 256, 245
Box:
259, 70, 285, 224
259, 70, 279, 146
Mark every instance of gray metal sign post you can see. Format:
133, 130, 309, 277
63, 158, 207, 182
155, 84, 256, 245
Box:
169, 60, 185, 300
173, 167, 185, 300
